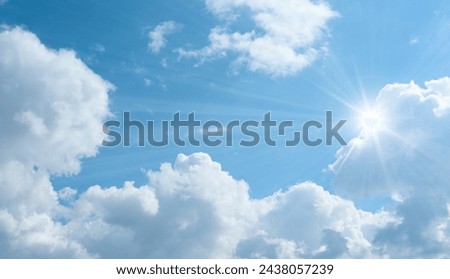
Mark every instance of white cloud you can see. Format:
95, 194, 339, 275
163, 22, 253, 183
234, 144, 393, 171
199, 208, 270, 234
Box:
75, 182, 159, 221
161, 58, 168, 68
67, 153, 258, 258
148, 21, 181, 53
330, 77, 450, 257
58, 187, 77, 202
0, 26, 113, 175
144, 78, 152, 86
0, 26, 112, 258
64, 182, 159, 258
0, 160, 90, 258
237, 182, 394, 258
91, 43, 106, 53
178, 0, 338, 76
331, 78, 450, 198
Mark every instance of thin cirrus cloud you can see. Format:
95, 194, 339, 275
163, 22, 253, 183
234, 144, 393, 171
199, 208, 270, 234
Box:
176, 0, 338, 76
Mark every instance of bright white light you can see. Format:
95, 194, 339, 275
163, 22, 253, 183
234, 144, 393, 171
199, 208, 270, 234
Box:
358, 108, 384, 136
362, 110, 380, 128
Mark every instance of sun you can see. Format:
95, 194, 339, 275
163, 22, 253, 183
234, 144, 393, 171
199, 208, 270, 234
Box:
357, 107, 385, 136
361, 109, 381, 129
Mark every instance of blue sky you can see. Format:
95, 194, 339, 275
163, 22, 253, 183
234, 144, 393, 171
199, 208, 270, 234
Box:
1, 0, 450, 258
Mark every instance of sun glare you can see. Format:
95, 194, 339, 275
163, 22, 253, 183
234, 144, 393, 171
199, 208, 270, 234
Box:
362, 109, 380, 128
358, 107, 384, 136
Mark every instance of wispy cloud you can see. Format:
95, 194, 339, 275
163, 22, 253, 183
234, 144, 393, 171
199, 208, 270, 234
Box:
148, 21, 181, 53
3, 27, 450, 259
409, 36, 419, 45
91, 43, 106, 53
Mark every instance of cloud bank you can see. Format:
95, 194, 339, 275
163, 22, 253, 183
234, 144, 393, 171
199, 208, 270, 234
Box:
59, 153, 395, 258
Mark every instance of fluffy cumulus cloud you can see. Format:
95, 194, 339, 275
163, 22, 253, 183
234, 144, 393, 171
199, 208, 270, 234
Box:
330, 77, 450, 257
0, 27, 113, 175
66, 154, 257, 258
0, 26, 112, 257
148, 21, 181, 53
236, 183, 393, 258
177, 0, 338, 76
0, 161, 90, 258
66, 153, 393, 258
65, 182, 160, 258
